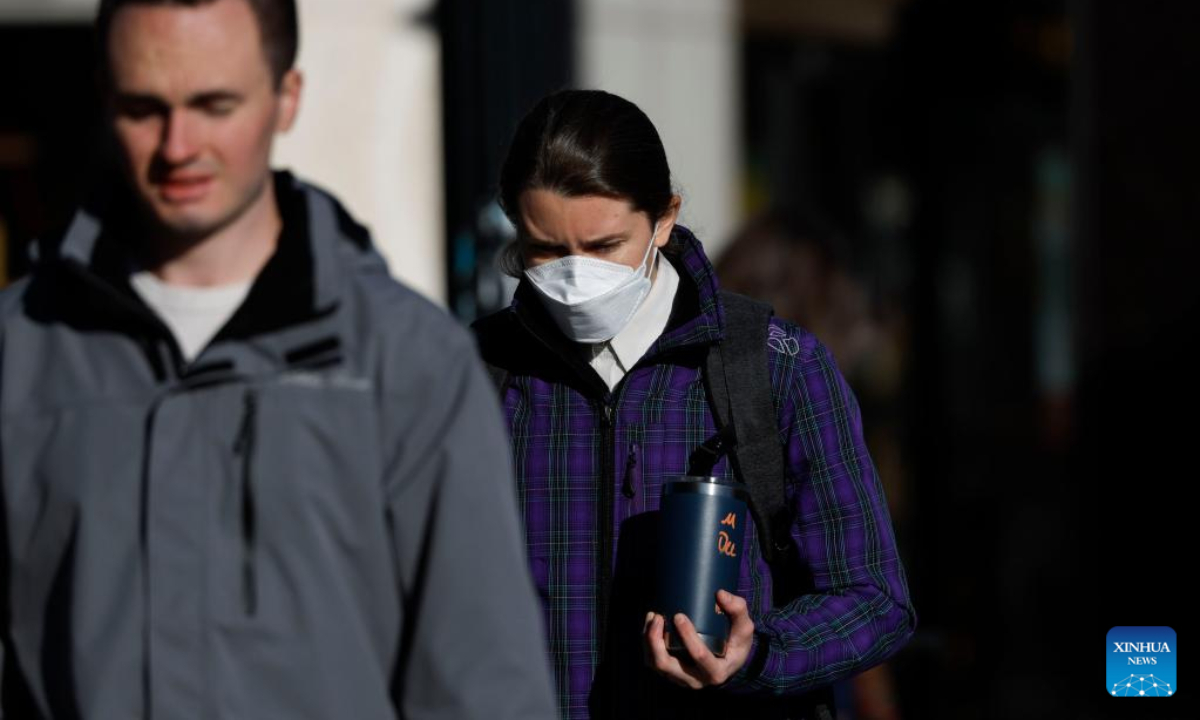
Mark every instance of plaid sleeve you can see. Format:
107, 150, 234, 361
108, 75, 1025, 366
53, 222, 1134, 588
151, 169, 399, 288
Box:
725, 324, 916, 695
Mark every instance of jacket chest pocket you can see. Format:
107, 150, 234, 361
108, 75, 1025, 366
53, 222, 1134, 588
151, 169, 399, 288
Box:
202, 380, 387, 624
227, 381, 385, 543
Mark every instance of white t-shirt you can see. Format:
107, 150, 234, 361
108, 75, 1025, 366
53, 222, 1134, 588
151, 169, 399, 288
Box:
130, 271, 254, 362
586, 253, 680, 391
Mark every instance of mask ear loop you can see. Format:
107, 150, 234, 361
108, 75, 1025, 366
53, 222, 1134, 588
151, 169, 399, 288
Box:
641, 221, 661, 279
601, 221, 665, 336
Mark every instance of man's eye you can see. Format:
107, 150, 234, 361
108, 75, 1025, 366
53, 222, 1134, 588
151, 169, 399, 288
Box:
201, 100, 237, 117
115, 101, 162, 121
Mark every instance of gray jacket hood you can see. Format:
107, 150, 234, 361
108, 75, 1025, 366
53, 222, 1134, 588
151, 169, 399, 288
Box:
29, 171, 389, 377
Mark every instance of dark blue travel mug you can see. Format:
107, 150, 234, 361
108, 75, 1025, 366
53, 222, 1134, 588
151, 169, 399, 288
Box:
655, 476, 749, 657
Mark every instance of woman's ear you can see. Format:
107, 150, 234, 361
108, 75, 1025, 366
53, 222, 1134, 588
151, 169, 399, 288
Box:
655, 195, 683, 248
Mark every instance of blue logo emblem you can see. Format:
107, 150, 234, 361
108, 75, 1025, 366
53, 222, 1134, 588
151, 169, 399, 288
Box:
1107, 626, 1176, 697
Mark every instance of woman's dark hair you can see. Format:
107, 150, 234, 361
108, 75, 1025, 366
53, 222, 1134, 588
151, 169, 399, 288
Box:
96, 0, 299, 87
497, 89, 676, 275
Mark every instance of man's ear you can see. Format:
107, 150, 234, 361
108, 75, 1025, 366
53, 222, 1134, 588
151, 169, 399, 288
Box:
275, 69, 303, 132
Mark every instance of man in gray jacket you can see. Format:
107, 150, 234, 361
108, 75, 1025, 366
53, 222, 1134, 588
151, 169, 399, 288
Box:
0, 0, 558, 718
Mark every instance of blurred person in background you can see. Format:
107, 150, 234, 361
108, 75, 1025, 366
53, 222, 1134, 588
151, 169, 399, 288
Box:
717, 211, 875, 374
472, 88, 915, 720
718, 209, 911, 720
0, 1, 557, 718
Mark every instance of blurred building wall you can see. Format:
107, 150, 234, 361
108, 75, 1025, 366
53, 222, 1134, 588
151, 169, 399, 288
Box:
273, 0, 445, 303
576, 0, 741, 258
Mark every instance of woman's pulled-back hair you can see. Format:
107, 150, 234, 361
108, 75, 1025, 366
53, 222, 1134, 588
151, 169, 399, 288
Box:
497, 89, 676, 274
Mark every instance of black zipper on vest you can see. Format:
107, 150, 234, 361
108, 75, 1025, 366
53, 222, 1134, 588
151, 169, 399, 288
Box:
596, 399, 616, 660
233, 389, 259, 615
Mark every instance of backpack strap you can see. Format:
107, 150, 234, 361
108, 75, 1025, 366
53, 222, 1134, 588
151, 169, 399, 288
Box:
705, 293, 835, 718
700, 291, 797, 574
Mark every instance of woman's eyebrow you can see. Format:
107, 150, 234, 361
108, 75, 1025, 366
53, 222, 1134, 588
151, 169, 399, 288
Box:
520, 233, 625, 249
521, 234, 562, 248
580, 234, 625, 249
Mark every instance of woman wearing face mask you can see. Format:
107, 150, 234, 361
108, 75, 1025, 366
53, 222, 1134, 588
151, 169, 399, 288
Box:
472, 89, 915, 720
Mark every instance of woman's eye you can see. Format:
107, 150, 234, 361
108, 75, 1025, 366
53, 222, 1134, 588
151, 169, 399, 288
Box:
526, 245, 564, 260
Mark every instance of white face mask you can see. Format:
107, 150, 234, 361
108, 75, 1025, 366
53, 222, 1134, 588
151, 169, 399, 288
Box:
524, 223, 661, 343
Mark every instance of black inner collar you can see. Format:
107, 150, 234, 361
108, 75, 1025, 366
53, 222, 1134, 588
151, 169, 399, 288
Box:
80, 173, 321, 342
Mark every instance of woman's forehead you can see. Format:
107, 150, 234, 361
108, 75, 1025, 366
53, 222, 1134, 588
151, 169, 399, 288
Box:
518, 190, 643, 241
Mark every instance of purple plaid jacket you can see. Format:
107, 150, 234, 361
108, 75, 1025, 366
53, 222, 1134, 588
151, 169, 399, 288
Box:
473, 229, 915, 719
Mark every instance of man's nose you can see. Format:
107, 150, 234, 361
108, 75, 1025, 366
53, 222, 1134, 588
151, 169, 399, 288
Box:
159, 109, 200, 165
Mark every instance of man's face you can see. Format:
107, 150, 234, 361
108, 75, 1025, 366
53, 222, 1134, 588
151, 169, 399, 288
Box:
107, 0, 300, 239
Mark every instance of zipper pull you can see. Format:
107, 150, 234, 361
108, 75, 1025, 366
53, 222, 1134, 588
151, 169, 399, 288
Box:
621, 442, 639, 499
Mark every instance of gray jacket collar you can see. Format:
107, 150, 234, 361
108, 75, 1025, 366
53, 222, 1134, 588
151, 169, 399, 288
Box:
51, 171, 382, 334
43, 171, 386, 379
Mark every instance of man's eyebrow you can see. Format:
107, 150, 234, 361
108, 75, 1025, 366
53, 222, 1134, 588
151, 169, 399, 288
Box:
112, 91, 167, 107
187, 90, 244, 106
111, 90, 244, 107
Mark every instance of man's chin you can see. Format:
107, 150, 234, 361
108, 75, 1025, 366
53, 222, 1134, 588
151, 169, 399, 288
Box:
157, 218, 219, 242
146, 204, 229, 242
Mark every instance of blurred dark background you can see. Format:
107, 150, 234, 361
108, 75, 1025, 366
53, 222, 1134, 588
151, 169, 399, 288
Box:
1, 0, 1194, 718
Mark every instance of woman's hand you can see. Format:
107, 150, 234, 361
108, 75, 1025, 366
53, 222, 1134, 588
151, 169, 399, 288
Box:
644, 590, 755, 689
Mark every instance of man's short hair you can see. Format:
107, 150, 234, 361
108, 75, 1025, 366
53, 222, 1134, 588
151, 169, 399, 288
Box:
96, 0, 299, 87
